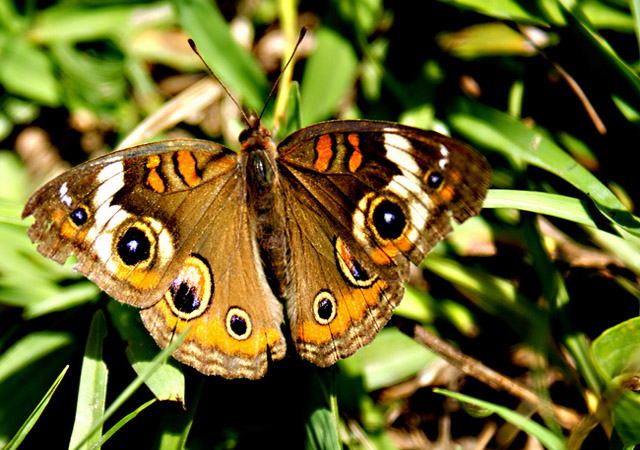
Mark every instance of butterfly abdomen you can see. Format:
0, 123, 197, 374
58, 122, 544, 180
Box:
244, 139, 291, 300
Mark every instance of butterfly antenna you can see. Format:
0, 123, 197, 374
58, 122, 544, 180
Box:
257, 27, 307, 123
188, 39, 253, 128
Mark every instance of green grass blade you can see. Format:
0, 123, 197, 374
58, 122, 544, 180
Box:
485, 189, 598, 227
107, 301, 185, 404
93, 399, 157, 448
0, 331, 73, 446
632, 0, 640, 52
0, 36, 61, 106
5, 365, 69, 450
449, 99, 640, 235
68, 311, 109, 450
435, 0, 550, 25
153, 377, 204, 449
423, 254, 545, 333
173, 0, 268, 110
31, 4, 144, 43
559, 0, 640, 105
24, 282, 100, 319
434, 388, 567, 450
0, 331, 72, 386
485, 189, 640, 274
70, 327, 189, 450
305, 369, 340, 450
339, 328, 439, 391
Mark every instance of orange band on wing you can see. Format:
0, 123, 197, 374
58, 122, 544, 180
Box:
115, 264, 160, 290
314, 135, 333, 172
60, 221, 88, 243
440, 185, 455, 201
176, 151, 202, 187
144, 155, 166, 193
295, 279, 389, 345
146, 170, 165, 193
152, 300, 281, 357
369, 234, 413, 265
347, 133, 363, 172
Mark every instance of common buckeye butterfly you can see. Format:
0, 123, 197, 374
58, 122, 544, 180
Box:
23, 35, 491, 379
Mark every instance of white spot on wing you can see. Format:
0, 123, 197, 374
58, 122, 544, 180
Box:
384, 134, 420, 175
438, 144, 449, 169
91, 207, 129, 265
95, 162, 125, 208
353, 196, 368, 245
89, 162, 128, 264
59, 182, 72, 207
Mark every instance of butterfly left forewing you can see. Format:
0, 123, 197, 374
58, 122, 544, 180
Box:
23, 139, 239, 307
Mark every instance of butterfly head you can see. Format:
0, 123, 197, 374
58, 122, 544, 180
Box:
239, 111, 273, 152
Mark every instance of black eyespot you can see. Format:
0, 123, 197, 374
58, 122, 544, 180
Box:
225, 307, 251, 339
70, 207, 88, 226
230, 314, 247, 336
372, 199, 406, 240
117, 227, 151, 266
317, 297, 333, 321
427, 171, 444, 189
313, 292, 337, 325
170, 281, 200, 314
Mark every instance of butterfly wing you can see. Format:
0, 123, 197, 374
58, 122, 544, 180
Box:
277, 120, 490, 365
23, 139, 285, 379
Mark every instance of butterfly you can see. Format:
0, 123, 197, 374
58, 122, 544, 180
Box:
22, 39, 490, 379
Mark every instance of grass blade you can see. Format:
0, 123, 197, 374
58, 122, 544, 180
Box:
70, 327, 189, 450
68, 311, 108, 450
449, 99, 640, 235
5, 366, 69, 450
434, 388, 567, 450
92, 399, 157, 448
173, 0, 268, 110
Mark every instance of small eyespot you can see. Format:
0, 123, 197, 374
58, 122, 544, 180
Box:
117, 226, 151, 266
313, 291, 337, 325
226, 307, 251, 340
427, 171, 444, 189
371, 199, 406, 241
70, 207, 88, 226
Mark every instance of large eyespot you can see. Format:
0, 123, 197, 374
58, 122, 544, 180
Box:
334, 237, 376, 288
370, 197, 407, 241
226, 307, 252, 340
313, 291, 337, 325
165, 254, 213, 320
117, 225, 153, 266
112, 216, 174, 269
